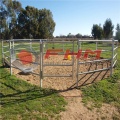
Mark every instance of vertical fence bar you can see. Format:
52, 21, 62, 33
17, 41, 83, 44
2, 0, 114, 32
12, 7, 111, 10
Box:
46, 41, 48, 52
76, 39, 80, 88
40, 40, 43, 88
110, 39, 114, 76
1, 40, 4, 65
79, 40, 81, 49
39, 40, 41, 86
12, 39, 15, 62
116, 40, 118, 65
30, 39, 32, 49
72, 40, 74, 79
13, 39, 14, 49
39, 40, 42, 88
62, 39, 64, 52
96, 41, 98, 50
9, 39, 12, 75
42, 40, 44, 84
43, 42, 45, 53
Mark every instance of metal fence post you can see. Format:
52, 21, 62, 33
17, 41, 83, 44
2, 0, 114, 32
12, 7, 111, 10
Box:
9, 39, 12, 75
116, 40, 118, 65
40, 40, 43, 88
96, 41, 98, 50
72, 40, 74, 79
110, 39, 114, 76
1, 40, 4, 65
76, 39, 80, 88
30, 39, 32, 50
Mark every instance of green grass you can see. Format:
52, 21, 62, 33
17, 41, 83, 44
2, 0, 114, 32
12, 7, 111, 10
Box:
81, 46, 120, 110
0, 42, 67, 120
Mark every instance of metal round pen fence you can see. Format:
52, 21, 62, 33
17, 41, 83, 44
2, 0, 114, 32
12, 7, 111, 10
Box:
1, 39, 118, 88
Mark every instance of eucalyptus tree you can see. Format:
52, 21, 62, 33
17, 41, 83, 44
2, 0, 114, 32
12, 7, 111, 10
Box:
1, 0, 55, 39
0, 0, 22, 39
103, 18, 114, 39
115, 23, 120, 42
38, 9, 55, 39
76, 33, 82, 38
0, 0, 8, 39
17, 6, 55, 39
91, 24, 103, 39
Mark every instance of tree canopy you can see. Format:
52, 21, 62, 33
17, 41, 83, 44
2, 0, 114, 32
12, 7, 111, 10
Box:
0, 0, 55, 39
103, 18, 114, 39
0, 0, 22, 39
115, 23, 120, 42
91, 24, 103, 39
91, 18, 115, 40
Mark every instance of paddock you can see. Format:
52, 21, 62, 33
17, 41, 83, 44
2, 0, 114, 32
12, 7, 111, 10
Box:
1, 39, 118, 90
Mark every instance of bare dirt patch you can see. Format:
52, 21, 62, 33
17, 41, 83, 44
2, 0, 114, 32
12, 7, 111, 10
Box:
60, 90, 120, 120
10, 55, 110, 90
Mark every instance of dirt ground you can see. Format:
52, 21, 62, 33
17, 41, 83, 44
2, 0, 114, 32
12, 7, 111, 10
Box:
7, 55, 120, 120
60, 89, 120, 120
11, 55, 110, 90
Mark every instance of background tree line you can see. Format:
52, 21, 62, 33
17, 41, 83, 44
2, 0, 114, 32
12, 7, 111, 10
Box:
91, 18, 120, 42
56, 33, 92, 39
0, 0, 55, 39
56, 19, 120, 42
